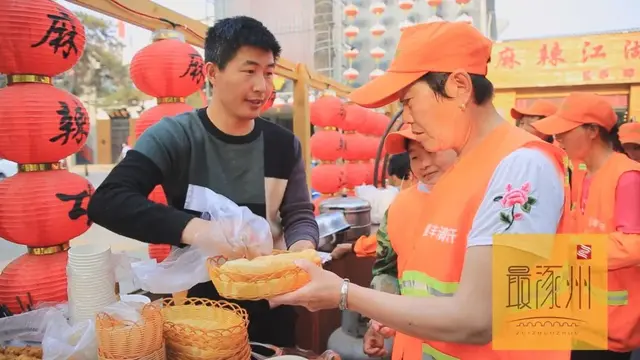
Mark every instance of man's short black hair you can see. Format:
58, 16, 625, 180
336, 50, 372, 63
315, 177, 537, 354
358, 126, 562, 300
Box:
418, 72, 494, 105
387, 153, 411, 180
204, 16, 282, 70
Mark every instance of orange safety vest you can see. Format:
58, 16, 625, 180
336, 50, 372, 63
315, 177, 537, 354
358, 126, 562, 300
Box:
578, 152, 640, 352
392, 123, 571, 360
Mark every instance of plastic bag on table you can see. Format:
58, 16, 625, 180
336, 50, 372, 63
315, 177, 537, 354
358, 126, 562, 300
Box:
101, 300, 145, 323
355, 185, 400, 224
42, 309, 97, 360
131, 190, 273, 294
0, 304, 67, 344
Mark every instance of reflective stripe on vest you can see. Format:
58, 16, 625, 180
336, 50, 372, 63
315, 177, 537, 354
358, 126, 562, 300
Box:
399, 270, 458, 297
591, 286, 629, 306
420, 343, 459, 360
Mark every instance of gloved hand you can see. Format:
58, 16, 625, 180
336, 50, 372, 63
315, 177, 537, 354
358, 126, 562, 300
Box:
191, 208, 274, 260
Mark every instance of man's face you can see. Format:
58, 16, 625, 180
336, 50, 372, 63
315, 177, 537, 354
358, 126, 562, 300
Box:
206, 46, 275, 121
407, 141, 457, 187
623, 143, 640, 162
517, 115, 549, 140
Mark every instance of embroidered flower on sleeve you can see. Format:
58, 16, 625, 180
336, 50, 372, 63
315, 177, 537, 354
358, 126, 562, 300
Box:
492, 182, 537, 231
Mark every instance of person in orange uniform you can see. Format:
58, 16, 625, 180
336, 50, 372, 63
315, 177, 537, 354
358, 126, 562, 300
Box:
511, 99, 558, 143
531, 92, 640, 360
619, 121, 640, 162
512, 100, 587, 218
271, 22, 570, 360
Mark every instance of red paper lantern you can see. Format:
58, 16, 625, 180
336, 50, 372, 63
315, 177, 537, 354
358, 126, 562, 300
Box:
310, 131, 344, 161
427, 0, 443, 7
313, 194, 332, 216
344, 4, 359, 18
0, 170, 93, 247
130, 39, 204, 98
0, 0, 86, 76
363, 111, 390, 137
343, 133, 368, 161
456, 0, 471, 5
310, 96, 346, 128
343, 104, 367, 132
365, 161, 385, 185
0, 83, 89, 163
361, 137, 380, 159
311, 164, 345, 194
135, 102, 194, 138
344, 162, 369, 189
0, 251, 68, 314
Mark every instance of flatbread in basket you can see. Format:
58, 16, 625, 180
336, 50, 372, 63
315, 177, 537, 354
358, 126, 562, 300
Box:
207, 249, 322, 300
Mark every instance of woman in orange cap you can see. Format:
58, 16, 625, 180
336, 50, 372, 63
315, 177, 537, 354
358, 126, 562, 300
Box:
619, 121, 640, 162
271, 21, 571, 360
532, 92, 640, 360
511, 99, 558, 143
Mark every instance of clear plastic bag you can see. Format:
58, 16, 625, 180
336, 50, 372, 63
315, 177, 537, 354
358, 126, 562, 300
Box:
0, 304, 66, 344
355, 185, 400, 224
131, 190, 273, 294
41, 308, 97, 360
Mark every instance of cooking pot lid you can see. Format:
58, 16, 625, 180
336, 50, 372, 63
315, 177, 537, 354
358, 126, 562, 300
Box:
319, 196, 371, 211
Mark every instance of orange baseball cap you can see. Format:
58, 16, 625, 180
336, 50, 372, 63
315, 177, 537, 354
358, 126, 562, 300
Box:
349, 22, 492, 108
531, 93, 617, 136
511, 100, 558, 120
619, 122, 640, 145
384, 125, 418, 155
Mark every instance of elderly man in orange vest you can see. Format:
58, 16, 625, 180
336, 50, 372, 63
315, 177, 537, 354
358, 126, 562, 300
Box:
270, 22, 571, 360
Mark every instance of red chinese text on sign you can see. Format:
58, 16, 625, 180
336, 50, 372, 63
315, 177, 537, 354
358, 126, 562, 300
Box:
624, 40, 640, 60
582, 41, 607, 63
537, 42, 565, 67
623, 68, 636, 78
496, 47, 521, 69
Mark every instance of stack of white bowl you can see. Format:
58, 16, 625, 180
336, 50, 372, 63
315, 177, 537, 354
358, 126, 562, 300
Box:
67, 244, 118, 324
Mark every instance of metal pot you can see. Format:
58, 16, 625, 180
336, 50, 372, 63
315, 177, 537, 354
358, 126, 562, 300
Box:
319, 197, 371, 242
316, 212, 351, 252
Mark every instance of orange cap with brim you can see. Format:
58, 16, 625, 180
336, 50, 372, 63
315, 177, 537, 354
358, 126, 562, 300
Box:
531, 92, 617, 136
511, 100, 558, 120
384, 125, 418, 155
619, 122, 640, 145
348, 22, 492, 109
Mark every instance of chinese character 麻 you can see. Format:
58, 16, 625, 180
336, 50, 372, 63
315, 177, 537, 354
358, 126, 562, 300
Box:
31, 11, 79, 59
180, 53, 205, 85
497, 47, 521, 69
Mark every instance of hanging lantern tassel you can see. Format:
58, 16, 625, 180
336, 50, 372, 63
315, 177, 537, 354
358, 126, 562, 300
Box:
370, 47, 386, 64
398, 0, 415, 12
370, 1, 386, 17
455, 0, 472, 8
427, 0, 443, 11
344, 48, 359, 67
344, 4, 359, 21
343, 68, 359, 84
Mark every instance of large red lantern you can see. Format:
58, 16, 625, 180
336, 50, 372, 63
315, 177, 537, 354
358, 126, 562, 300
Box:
310, 96, 346, 128
130, 37, 204, 98
0, 0, 86, 76
311, 164, 345, 194
261, 91, 276, 113
344, 104, 368, 132
343, 133, 368, 161
310, 130, 344, 161
0, 170, 93, 248
135, 102, 194, 138
0, 83, 89, 163
344, 162, 370, 189
0, 251, 68, 314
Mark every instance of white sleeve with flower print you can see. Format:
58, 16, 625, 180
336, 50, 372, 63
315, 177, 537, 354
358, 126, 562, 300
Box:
466, 147, 565, 247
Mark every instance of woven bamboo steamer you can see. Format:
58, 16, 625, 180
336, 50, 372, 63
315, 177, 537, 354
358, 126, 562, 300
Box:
161, 298, 249, 351
95, 303, 164, 359
207, 250, 322, 300
98, 343, 166, 360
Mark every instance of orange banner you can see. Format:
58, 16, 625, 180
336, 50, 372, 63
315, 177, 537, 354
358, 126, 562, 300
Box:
488, 32, 640, 89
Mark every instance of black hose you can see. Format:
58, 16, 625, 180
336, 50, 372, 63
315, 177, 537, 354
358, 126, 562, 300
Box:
373, 109, 405, 188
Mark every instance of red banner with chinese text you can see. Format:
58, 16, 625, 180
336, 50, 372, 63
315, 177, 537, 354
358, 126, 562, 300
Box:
488, 32, 640, 89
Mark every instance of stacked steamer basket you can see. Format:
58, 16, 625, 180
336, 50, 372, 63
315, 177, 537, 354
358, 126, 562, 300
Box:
66, 244, 118, 324
95, 302, 165, 360
161, 298, 251, 360
207, 250, 322, 301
